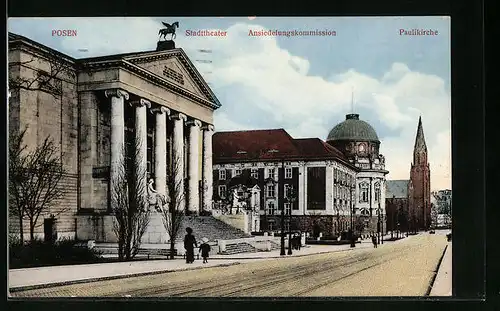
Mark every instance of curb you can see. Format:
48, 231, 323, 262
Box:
425, 243, 449, 296
210, 245, 368, 260
9, 262, 241, 293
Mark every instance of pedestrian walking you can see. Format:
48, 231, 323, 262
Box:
199, 237, 211, 263
184, 227, 197, 264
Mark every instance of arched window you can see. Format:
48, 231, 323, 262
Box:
374, 182, 381, 202
359, 182, 369, 203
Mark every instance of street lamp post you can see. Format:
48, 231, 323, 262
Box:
279, 157, 286, 256
379, 202, 384, 244
350, 185, 356, 248
287, 187, 296, 255
377, 206, 381, 245
267, 149, 286, 256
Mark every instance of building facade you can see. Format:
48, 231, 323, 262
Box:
8, 33, 220, 242
385, 180, 412, 232
409, 117, 431, 230
431, 189, 452, 228
212, 118, 389, 237
384, 117, 432, 232
326, 113, 389, 234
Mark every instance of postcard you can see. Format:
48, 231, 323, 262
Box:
7, 16, 451, 298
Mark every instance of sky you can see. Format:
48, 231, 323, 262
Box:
8, 17, 451, 191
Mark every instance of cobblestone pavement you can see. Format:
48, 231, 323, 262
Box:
10, 234, 448, 297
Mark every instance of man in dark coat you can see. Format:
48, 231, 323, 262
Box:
184, 227, 197, 263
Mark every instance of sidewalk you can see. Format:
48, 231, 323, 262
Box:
429, 242, 452, 296
8, 235, 399, 292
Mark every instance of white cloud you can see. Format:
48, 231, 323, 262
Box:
20, 18, 451, 190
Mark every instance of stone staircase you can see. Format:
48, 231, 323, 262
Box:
269, 240, 281, 250
219, 242, 257, 255
93, 216, 256, 256
177, 216, 251, 242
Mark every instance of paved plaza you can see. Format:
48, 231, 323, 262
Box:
9, 232, 451, 297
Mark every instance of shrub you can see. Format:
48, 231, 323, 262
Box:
9, 238, 103, 269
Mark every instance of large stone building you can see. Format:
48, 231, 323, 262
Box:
385, 180, 412, 232
326, 113, 389, 233
385, 117, 431, 232
8, 33, 220, 242
410, 117, 431, 230
212, 113, 389, 237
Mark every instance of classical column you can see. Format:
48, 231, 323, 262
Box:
171, 112, 187, 211
152, 106, 170, 196
130, 98, 150, 200
187, 119, 202, 213
105, 89, 129, 209
202, 124, 214, 211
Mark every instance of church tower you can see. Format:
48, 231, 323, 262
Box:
409, 117, 431, 230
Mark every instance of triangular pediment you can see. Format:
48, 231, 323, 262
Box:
123, 50, 220, 107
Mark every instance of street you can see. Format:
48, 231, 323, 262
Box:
11, 234, 449, 297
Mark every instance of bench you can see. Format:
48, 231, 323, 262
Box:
137, 248, 177, 259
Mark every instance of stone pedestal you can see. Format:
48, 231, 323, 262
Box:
141, 212, 168, 244
157, 40, 176, 51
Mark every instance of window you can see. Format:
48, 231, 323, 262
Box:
284, 222, 290, 231
268, 168, 275, 179
218, 185, 227, 198
375, 182, 380, 201
284, 184, 292, 199
267, 185, 275, 198
359, 183, 369, 203
251, 169, 258, 179
268, 221, 275, 231
267, 202, 276, 215
219, 169, 226, 180
285, 203, 291, 215
285, 167, 292, 179
235, 169, 242, 176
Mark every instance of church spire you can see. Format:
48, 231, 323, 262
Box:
413, 116, 428, 164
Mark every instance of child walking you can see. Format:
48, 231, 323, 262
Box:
199, 237, 211, 264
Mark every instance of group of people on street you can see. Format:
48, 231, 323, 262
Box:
184, 227, 211, 264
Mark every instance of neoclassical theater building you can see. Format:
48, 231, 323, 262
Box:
8, 33, 220, 241
212, 113, 389, 237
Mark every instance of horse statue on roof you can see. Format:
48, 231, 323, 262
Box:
159, 21, 179, 40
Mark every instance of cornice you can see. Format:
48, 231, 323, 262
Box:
79, 59, 219, 110
121, 49, 220, 109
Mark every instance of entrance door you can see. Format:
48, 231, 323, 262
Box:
44, 218, 55, 243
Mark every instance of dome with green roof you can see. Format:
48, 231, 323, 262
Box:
327, 114, 380, 143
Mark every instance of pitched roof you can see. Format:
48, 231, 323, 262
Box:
8, 32, 221, 109
386, 180, 410, 199
213, 129, 355, 168
414, 116, 427, 153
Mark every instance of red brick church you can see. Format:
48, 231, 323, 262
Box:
386, 117, 431, 232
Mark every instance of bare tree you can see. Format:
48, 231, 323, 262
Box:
161, 155, 186, 259
9, 128, 29, 244
9, 54, 75, 98
111, 137, 150, 261
9, 127, 67, 242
